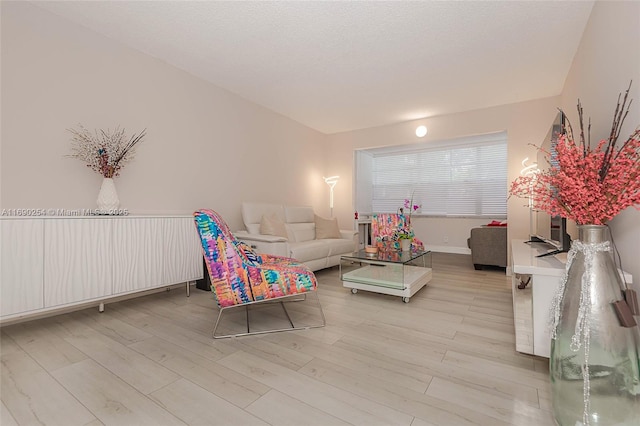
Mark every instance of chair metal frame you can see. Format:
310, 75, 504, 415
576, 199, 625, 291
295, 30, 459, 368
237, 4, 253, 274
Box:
212, 291, 326, 339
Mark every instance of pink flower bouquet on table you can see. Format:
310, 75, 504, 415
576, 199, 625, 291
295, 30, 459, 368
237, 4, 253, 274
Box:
398, 192, 422, 227
403, 198, 421, 214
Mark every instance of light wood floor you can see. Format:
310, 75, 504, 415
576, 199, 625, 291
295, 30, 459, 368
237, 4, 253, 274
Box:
1, 253, 554, 426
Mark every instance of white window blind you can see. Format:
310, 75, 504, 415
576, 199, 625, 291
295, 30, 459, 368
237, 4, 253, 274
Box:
356, 132, 507, 217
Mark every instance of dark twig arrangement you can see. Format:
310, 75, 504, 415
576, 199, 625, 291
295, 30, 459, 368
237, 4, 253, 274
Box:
68, 125, 146, 178
600, 81, 633, 181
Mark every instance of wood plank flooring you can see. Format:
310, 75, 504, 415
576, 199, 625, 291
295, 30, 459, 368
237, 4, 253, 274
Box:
1, 253, 554, 425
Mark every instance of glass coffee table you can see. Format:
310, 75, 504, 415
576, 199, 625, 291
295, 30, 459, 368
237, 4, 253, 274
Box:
340, 249, 432, 303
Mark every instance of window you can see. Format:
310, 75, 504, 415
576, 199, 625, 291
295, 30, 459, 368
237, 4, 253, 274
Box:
355, 132, 507, 217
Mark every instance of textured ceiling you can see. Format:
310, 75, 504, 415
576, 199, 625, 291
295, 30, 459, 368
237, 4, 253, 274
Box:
32, 1, 594, 134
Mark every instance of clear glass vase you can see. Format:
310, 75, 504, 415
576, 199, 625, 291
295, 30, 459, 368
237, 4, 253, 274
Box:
550, 225, 640, 425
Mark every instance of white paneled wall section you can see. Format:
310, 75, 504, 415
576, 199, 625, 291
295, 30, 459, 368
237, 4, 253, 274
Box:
0, 219, 45, 316
0, 215, 203, 322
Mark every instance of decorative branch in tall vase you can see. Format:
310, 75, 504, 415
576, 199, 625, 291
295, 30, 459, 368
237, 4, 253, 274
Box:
68, 125, 146, 214
510, 82, 640, 426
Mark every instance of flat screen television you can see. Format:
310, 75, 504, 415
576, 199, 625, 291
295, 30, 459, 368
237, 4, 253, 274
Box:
533, 211, 571, 257
530, 112, 572, 257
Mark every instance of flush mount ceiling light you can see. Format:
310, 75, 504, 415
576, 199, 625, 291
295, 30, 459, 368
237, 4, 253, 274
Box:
415, 125, 427, 138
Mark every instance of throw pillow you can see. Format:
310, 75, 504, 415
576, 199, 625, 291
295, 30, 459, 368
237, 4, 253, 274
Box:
260, 214, 288, 238
487, 220, 508, 227
314, 214, 341, 239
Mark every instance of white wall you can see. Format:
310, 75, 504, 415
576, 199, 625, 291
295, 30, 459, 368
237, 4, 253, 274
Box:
560, 1, 640, 290
326, 97, 561, 256
3, 2, 636, 275
326, 1, 640, 271
0, 2, 328, 232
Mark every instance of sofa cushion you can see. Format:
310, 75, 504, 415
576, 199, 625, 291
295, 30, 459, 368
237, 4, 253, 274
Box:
286, 222, 315, 242
242, 202, 285, 234
260, 214, 288, 239
289, 240, 331, 262
326, 238, 356, 256
246, 223, 261, 234
284, 205, 315, 223
314, 214, 341, 239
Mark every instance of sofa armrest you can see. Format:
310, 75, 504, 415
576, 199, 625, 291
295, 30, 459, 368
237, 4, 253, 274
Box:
234, 230, 287, 243
235, 230, 289, 258
340, 229, 359, 249
340, 229, 358, 240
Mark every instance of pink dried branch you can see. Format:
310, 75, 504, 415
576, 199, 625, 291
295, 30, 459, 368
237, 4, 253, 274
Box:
510, 83, 640, 225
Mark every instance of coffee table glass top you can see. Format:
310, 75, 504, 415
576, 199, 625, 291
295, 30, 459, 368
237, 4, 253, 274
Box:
341, 249, 429, 265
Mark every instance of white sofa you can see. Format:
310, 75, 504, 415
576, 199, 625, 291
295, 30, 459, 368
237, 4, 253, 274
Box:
234, 202, 357, 271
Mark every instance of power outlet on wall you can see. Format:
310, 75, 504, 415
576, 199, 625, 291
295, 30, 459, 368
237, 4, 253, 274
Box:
443, 236, 449, 243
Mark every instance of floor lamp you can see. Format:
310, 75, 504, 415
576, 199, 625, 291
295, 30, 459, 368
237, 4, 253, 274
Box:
323, 176, 339, 217
520, 157, 538, 239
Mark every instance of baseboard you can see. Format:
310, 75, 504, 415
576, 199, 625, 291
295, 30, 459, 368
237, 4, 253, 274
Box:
0, 282, 193, 326
426, 245, 471, 255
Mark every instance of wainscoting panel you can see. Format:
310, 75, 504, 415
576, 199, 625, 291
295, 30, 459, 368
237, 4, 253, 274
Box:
160, 218, 203, 287
112, 218, 164, 294
0, 219, 45, 316
44, 219, 113, 307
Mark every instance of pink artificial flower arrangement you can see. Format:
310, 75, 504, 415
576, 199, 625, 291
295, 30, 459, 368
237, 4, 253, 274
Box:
396, 192, 422, 238
403, 198, 421, 213
510, 84, 640, 225
400, 197, 422, 221
398, 192, 421, 224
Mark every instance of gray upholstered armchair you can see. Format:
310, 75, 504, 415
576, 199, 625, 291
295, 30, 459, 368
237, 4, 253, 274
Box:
467, 226, 507, 270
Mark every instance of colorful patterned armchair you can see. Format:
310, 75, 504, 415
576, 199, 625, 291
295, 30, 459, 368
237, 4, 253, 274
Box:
193, 209, 325, 338
371, 213, 425, 252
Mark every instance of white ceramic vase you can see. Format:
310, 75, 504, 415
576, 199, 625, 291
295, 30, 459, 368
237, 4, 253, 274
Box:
400, 239, 411, 252
96, 178, 120, 212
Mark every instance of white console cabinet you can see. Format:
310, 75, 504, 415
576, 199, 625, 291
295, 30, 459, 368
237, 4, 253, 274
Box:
511, 239, 632, 358
1, 215, 203, 322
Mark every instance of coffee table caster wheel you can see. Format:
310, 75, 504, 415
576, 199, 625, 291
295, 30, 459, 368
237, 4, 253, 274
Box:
402, 297, 410, 303
351, 288, 358, 294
